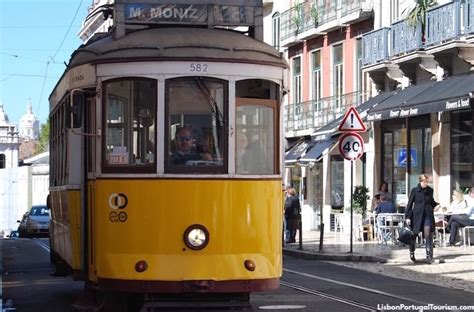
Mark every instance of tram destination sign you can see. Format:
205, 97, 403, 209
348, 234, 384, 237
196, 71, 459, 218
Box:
125, 4, 253, 25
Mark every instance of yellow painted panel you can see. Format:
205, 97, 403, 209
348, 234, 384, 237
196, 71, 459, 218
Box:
50, 189, 82, 270
92, 179, 282, 281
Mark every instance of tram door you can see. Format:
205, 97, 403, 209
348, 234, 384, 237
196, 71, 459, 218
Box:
84, 94, 96, 275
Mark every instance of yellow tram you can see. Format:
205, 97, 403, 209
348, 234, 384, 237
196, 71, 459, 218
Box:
48, 0, 287, 305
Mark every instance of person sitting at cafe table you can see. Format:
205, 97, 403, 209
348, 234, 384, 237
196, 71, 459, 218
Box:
375, 194, 396, 215
446, 187, 474, 246
434, 189, 467, 228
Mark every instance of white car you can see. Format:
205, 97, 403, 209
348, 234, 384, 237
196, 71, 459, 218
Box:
26, 205, 50, 237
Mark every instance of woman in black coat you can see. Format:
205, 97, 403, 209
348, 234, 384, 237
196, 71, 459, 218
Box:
405, 174, 438, 263
284, 188, 301, 243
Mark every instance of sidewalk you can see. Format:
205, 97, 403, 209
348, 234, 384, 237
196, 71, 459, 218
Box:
283, 230, 474, 293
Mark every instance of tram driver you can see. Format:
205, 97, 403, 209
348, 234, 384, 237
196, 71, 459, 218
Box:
170, 126, 212, 165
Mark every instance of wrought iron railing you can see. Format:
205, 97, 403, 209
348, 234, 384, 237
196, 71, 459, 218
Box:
425, 1, 461, 47
280, 0, 369, 42
363, 0, 474, 66
362, 28, 390, 65
390, 19, 422, 56
284, 91, 362, 132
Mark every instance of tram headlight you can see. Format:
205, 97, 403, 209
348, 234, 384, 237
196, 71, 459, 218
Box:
183, 224, 209, 250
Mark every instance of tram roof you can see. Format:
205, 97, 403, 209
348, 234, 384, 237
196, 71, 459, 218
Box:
68, 27, 287, 68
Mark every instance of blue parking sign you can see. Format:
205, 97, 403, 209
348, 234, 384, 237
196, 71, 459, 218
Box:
397, 148, 417, 166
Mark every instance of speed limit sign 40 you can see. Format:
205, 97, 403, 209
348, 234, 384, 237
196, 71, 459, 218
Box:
338, 132, 364, 161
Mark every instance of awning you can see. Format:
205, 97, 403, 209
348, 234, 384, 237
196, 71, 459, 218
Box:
299, 139, 335, 165
315, 90, 397, 136
402, 73, 474, 116
367, 82, 436, 121
285, 139, 313, 165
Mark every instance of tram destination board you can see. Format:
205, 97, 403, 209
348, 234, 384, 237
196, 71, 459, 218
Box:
124, 3, 254, 26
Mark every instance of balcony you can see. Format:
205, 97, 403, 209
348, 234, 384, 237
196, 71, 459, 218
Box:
284, 91, 362, 136
280, 0, 372, 47
363, 0, 474, 68
425, 1, 461, 47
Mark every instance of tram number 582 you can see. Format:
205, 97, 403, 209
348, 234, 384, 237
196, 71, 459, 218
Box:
190, 63, 208, 72
338, 132, 364, 161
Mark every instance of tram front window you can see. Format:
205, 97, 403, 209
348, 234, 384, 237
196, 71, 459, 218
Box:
165, 77, 227, 173
103, 78, 157, 172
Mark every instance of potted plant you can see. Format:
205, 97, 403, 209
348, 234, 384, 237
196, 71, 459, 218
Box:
310, 3, 319, 27
292, 1, 304, 31
352, 185, 370, 219
402, 0, 437, 40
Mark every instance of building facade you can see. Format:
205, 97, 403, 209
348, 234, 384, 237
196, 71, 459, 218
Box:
264, 0, 375, 231
265, 0, 474, 233
363, 0, 474, 207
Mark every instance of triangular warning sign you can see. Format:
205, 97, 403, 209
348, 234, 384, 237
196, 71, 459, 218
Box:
338, 106, 366, 132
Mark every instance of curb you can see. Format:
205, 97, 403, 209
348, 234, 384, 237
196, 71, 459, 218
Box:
283, 248, 388, 263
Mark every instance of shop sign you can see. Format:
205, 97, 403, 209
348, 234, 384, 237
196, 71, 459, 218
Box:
397, 148, 417, 167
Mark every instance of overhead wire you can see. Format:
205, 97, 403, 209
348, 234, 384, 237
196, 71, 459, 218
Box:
36, 0, 84, 116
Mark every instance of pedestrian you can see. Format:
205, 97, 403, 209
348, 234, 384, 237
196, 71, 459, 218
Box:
284, 188, 301, 243
446, 187, 474, 246
405, 174, 439, 264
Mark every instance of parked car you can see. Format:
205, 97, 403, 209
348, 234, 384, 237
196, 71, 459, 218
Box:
17, 212, 29, 238
25, 205, 50, 237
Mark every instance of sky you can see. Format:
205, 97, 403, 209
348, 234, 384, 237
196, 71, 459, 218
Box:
1, 0, 90, 127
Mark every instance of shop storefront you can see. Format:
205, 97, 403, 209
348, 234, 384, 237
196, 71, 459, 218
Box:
368, 73, 474, 208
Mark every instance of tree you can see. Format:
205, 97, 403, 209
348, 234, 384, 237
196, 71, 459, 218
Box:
352, 186, 370, 219
403, 0, 437, 28
36, 119, 50, 154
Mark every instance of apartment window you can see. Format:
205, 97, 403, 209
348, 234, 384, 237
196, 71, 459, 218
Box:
0, 154, 5, 169
356, 38, 363, 102
272, 12, 281, 50
333, 44, 343, 110
292, 56, 302, 104
311, 50, 322, 115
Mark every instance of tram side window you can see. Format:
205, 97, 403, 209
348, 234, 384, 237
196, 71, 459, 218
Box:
165, 77, 227, 173
235, 79, 279, 175
50, 101, 68, 186
103, 78, 156, 173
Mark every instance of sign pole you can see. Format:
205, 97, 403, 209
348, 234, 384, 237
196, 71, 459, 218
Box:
338, 106, 366, 254
350, 160, 353, 253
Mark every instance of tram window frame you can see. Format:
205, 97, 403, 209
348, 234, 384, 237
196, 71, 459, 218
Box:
235, 98, 279, 175
102, 77, 157, 174
235, 79, 280, 175
49, 97, 69, 186
164, 76, 228, 174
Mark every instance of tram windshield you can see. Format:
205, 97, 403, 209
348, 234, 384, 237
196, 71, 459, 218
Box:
165, 77, 227, 173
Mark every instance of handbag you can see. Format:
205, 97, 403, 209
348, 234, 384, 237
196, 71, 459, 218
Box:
397, 227, 414, 245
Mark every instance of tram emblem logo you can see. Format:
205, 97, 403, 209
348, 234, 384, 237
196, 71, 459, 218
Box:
108, 193, 128, 223
108, 193, 128, 209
